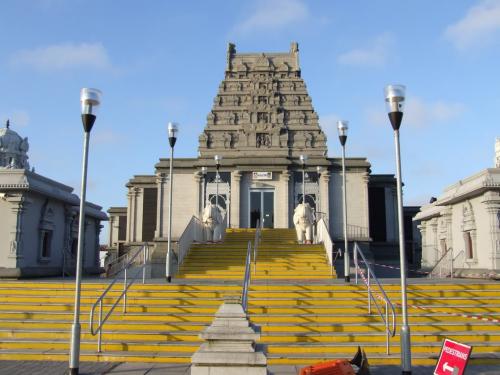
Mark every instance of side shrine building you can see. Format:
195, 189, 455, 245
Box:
108, 43, 421, 272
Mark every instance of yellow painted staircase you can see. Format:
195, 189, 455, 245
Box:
177, 228, 335, 280
0, 229, 499, 366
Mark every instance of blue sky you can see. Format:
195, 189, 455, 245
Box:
1, 0, 500, 241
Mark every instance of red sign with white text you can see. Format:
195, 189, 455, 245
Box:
434, 338, 472, 375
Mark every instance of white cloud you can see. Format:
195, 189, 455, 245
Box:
445, 0, 500, 50
234, 0, 309, 35
10, 42, 112, 71
1, 110, 30, 128
337, 33, 395, 67
366, 97, 465, 128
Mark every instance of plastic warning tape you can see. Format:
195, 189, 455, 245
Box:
398, 301, 500, 324
359, 259, 429, 275
356, 265, 500, 324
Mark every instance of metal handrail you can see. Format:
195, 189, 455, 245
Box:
315, 217, 338, 276
253, 219, 261, 276
89, 243, 150, 352
353, 242, 396, 355
429, 248, 465, 279
242, 240, 252, 312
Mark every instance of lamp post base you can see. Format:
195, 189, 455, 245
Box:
402, 372, 411, 375
69, 368, 79, 375
166, 276, 172, 283
344, 275, 350, 282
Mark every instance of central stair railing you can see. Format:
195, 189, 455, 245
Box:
243, 222, 261, 312
89, 243, 150, 352
253, 219, 261, 276
315, 217, 339, 276
353, 242, 396, 354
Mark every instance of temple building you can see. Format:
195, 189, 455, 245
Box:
0, 121, 107, 278
108, 43, 421, 274
415, 138, 500, 275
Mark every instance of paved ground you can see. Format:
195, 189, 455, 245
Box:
1, 361, 499, 375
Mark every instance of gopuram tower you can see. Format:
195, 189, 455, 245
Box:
198, 42, 327, 159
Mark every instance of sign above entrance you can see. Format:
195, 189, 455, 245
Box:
434, 338, 472, 375
252, 172, 272, 180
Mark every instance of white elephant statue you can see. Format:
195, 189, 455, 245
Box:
293, 203, 315, 244
202, 203, 223, 242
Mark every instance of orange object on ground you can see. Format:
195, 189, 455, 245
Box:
299, 359, 355, 375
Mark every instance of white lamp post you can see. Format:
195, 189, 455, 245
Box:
69, 88, 101, 375
300, 154, 308, 205
201, 166, 207, 213
337, 120, 350, 283
385, 84, 411, 374
214, 155, 222, 210
166, 122, 178, 283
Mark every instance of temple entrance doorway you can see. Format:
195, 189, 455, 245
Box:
249, 189, 274, 228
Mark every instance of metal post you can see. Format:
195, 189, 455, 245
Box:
394, 129, 412, 374
166, 146, 174, 282
367, 270, 371, 313
69, 130, 90, 375
123, 268, 127, 313
216, 167, 219, 213
342, 144, 350, 282
142, 245, 146, 284
451, 249, 454, 279
201, 174, 206, 214
354, 245, 358, 285
98, 300, 102, 353
386, 301, 390, 355
302, 165, 305, 205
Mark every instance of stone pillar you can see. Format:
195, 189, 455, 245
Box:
482, 192, 500, 270
279, 170, 290, 228
154, 173, 167, 239
230, 170, 242, 228
6, 195, 27, 263
319, 171, 330, 223
194, 171, 202, 218
362, 172, 370, 238
126, 187, 140, 243
191, 298, 267, 375
385, 186, 397, 242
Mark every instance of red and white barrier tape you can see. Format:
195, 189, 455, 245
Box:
359, 259, 429, 275
356, 264, 500, 325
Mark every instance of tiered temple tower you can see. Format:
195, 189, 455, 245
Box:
198, 42, 327, 159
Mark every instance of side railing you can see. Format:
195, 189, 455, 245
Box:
253, 220, 261, 276
353, 242, 396, 355
315, 217, 339, 276
242, 241, 253, 312
428, 248, 464, 279
177, 215, 205, 271
89, 243, 150, 353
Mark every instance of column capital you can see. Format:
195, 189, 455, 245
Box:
232, 170, 242, 181
320, 171, 330, 183
280, 170, 291, 182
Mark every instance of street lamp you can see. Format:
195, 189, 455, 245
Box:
166, 122, 178, 283
201, 166, 207, 212
214, 155, 222, 211
337, 120, 350, 283
299, 154, 308, 205
385, 84, 411, 375
69, 88, 101, 375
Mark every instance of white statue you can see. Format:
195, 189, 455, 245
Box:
202, 203, 223, 242
293, 203, 315, 244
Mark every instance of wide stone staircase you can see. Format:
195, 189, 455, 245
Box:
0, 228, 499, 366
177, 228, 335, 280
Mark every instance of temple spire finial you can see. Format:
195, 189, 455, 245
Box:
5, 119, 10, 129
